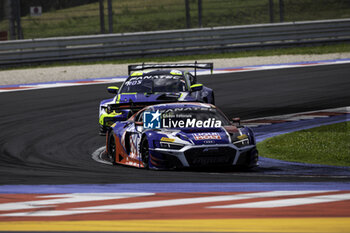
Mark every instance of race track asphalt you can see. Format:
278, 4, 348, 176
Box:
0, 63, 349, 185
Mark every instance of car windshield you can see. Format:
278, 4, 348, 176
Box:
158, 108, 231, 128
120, 75, 187, 93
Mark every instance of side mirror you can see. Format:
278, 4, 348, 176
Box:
107, 86, 119, 94
190, 84, 203, 92
232, 117, 241, 125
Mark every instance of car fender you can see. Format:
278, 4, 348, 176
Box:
200, 86, 214, 103
240, 126, 256, 145
99, 98, 114, 115
142, 130, 157, 150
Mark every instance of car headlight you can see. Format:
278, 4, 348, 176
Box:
153, 141, 184, 150
159, 142, 185, 150
231, 132, 250, 147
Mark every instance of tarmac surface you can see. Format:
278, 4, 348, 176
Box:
0, 63, 349, 185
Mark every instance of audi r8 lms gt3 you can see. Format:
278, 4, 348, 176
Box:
105, 102, 258, 170
99, 62, 215, 135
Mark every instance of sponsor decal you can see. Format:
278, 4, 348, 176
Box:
164, 107, 216, 113
126, 75, 180, 86
160, 137, 175, 142
124, 80, 143, 86
193, 132, 221, 140
203, 140, 215, 144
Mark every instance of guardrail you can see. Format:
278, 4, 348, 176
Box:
1, 19, 350, 66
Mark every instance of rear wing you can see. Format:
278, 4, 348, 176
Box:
106, 102, 149, 115
128, 62, 213, 77
106, 98, 178, 114
106, 97, 184, 115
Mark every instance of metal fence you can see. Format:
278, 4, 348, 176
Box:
1, 0, 350, 40
1, 18, 349, 66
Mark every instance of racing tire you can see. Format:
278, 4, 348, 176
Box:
99, 125, 107, 136
108, 132, 117, 165
211, 93, 215, 105
140, 137, 150, 169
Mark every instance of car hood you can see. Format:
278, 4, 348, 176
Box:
179, 127, 231, 145
157, 127, 232, 145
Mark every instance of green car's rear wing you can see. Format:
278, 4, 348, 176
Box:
128, 62, 213, 77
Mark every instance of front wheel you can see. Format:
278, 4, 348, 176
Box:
140, 137, 150, 169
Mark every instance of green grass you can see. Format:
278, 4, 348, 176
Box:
257, 122, 350, 166
1, 0, 350, 39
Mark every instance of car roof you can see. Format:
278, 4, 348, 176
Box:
130, 69, 185, 77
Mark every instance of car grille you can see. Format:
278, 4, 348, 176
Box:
184, 147, 236, 167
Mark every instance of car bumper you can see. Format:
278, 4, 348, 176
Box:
149, 144, 258, 169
